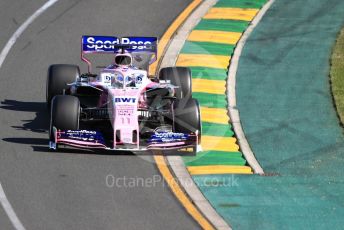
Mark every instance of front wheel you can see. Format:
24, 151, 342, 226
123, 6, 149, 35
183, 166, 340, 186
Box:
173, 98, 201, 145
50, 95, 80, 141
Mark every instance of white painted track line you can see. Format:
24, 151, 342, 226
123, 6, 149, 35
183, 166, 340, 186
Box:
0, 183, 25, 230
0, 0, 59, 69
0, 0, 59, 229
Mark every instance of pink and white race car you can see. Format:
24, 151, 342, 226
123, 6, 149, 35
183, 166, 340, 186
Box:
46, 36, 201, 154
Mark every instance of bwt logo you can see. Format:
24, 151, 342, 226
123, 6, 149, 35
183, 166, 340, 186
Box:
114, 97, 137, 103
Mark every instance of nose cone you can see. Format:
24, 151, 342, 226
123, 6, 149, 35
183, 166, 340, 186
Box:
108, 88, 141, 147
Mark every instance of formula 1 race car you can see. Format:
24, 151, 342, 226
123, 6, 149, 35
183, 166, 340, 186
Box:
47, 36, 201, 154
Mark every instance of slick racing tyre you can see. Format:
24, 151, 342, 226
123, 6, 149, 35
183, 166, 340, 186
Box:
159, 67, 192, 100
173, 98, 201, 144
50, 95, 80, 141
46, 64, 80, 107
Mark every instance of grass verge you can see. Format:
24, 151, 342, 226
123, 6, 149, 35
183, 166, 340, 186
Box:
330, 27, 344, 126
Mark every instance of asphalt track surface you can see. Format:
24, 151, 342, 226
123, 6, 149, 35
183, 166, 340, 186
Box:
0, 0, 202, 229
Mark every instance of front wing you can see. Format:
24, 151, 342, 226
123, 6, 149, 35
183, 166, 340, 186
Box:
49, 128, 198, 152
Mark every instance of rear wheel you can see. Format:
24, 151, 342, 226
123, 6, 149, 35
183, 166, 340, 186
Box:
46, 64, 79, 107
50, 95, 80, 141
159, 67, 192, 100
173, 98, 201, 145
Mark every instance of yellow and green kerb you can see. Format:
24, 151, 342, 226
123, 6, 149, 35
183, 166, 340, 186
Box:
179, 0, 267, 175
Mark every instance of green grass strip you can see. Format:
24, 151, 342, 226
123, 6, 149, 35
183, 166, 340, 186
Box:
331, 27, 344, 125
193, 92, 227, 108
181, 41, 235, 56
186, 158, 246, 166
214, 0, 267, 9
184, 151, 246, 166
202, 122, 234, 137
195, 19, 249, 33
190, 67, 228, 80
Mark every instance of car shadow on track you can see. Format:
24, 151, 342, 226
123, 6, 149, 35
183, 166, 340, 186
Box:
0, 99, 49, 133
0, 99, 114, 155
0, 99, 189, 156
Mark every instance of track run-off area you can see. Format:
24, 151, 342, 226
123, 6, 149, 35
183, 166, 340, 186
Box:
192, 0, 344, 229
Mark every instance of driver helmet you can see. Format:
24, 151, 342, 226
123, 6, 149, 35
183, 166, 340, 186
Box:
114, 52, 132, 67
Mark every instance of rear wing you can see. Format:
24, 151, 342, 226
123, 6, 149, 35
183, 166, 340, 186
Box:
81, 36, 158, 72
